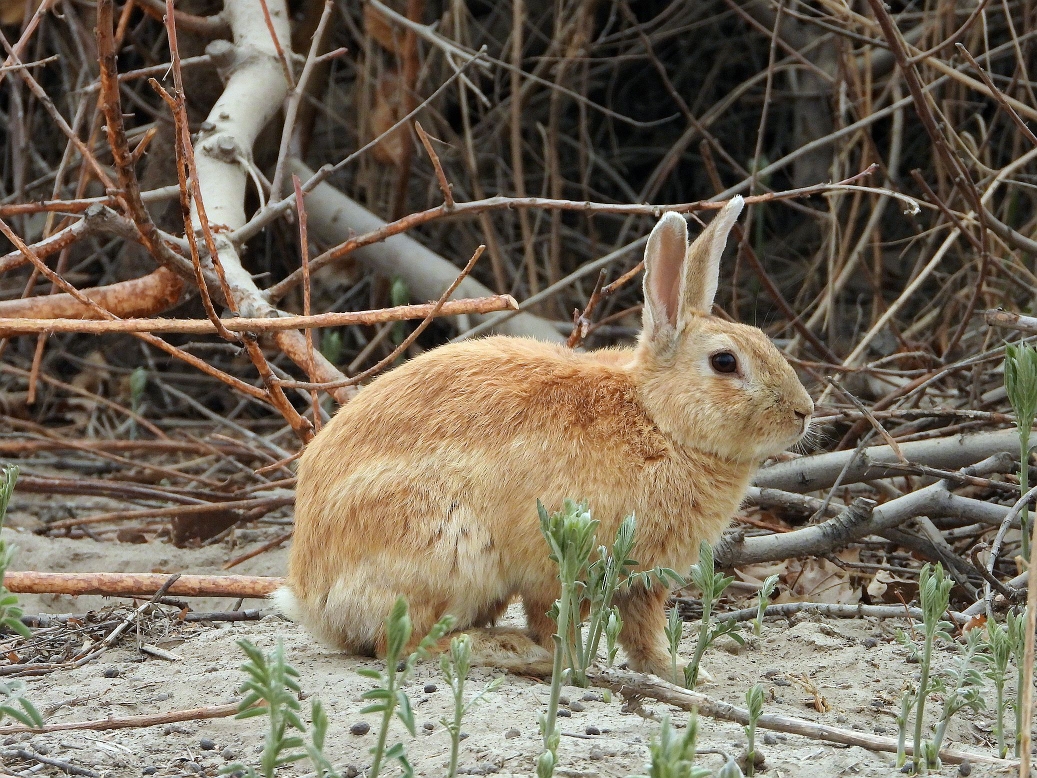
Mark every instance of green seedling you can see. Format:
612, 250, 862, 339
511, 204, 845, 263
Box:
665, 606, 683, 686
895, 687, 914, 769
0, 465, 41, 730
743, 684, 764, 776
358, 597, 453, 778
1004, 342, 1037, 559
984, 617, 1014, 758
1007, 607, 1028, 756
439, 634, 503, 778
925, 628, 985, 769
752, 575, 779, 636
604, 607, 623, 667
629, 712, 711, 778
895, 562, 953, 774
320, 330, 344, 364
224, 639, 339, 778
390, 276, 410, 349
128, 367, 147, 440
684, 541, 743, 688
0, 678, 42, 728
0, 465, 29, 639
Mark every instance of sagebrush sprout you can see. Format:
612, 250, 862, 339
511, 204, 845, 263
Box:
752, 575, 779, 636
895, 688, 914, 769
440, 634, 503, 778
224, 639, 339, 778
1007, 607, 1028, 756
1005, 342, 1037, 559
629, 713, 711, 778
0, 465, 41, 730
0, 464, 29, 639
358, 597, 454, 778
984, 617, 1014, 758
925, 628, 985, 769
538, 500, 680, 778
684, 540, 743, 688
664, 606, 683, 686
743, 684, 764, 776
895, 562, 953, 773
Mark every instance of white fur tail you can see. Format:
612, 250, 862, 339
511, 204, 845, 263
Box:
270, 585, 304, 623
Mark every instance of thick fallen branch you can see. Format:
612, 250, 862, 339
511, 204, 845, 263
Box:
589, 668, 1015, 768
754, 429, 1021, 492
3, 572, 283, 598
287, 159, 564, 342
0, 703, 240, 735
0, 267, 184, 319
0, 294, 517, 335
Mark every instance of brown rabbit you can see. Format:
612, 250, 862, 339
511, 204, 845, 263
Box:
274, 196, 813, 679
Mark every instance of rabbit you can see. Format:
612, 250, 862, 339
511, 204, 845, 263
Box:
273, 195, 814, 680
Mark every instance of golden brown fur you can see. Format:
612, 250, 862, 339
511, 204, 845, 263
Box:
275, 197, 813, 679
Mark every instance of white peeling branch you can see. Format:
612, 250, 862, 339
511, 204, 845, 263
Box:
184, 0, 350, 401
288, 159, 565, 343
755, 429, 1023, 493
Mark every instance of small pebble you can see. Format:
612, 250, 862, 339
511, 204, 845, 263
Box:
836, 715, 848, 723
343, 767, 360, 778
31, 742, 49, 755
460, 732, 470, 740
103, 667, 120, 678
200, 738, 216, 750
423, 722, 435, 732
221, 747, 236, 760
873, 727, 888, 735
424, 683, 438, 693
569, 701, 586, 713
581, 693, 602, 702
588, 746, 605, 761
958, 761, 972, 777
350, 722, 371, 736
863, 637, 878, 649
185, 763, 202, 774
2, 737, 15, 746
142, 769, 158, 776
557, 709, 571, 718
504, 728, 520, 739
585, 726, 600, 736
763, 733, 777, 746
559, 696, 570, 706
901, 764, 913, 773
396, 660, 406, 672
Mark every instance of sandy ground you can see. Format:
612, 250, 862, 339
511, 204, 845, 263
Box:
0, 519, 1018, 778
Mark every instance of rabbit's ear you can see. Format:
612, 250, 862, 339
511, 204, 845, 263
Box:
678, 195, 744, 320
642, 212, 688, 336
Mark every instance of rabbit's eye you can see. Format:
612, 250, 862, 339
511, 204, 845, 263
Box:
710, 351, 738, 374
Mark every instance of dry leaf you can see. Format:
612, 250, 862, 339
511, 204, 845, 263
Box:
363, 1, 405, 54
1, 0, 41, 27
370, 70, 406, 166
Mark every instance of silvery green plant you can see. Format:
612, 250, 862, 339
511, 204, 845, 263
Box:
923, 628, 985, 769
1005, 342, 1037, 559
895, 688, 914, 768
984, 617, 1014, 758
439, 634, 503, 778
895, 562, 953, 774
1007, 607, 1028, 756
358, 597, 453, 778
743, 684, 765, 776
128, 367, 147, 439
684, 541, 743, 688
0, 466, 41, 730
538, 500, 680, 778
752, 575, 779, 636
224, 640, 339, 778
0, 465, 29, 639
664, 606, 683, 686
629, 713, 710, 778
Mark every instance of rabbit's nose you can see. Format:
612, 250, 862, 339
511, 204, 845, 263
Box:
794, 410, 808, 420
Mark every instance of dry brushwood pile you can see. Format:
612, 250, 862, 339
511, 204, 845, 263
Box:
2, 0, 1037, 775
